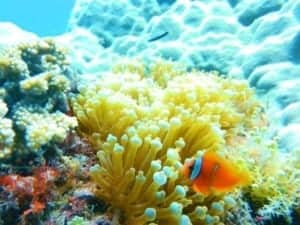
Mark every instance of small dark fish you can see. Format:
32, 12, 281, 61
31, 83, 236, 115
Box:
148, 31, 169, 42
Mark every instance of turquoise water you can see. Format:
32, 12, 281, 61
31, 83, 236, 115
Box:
0, 0, 75, 36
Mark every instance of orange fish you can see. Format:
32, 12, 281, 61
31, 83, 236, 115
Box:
183, 151, 251, 195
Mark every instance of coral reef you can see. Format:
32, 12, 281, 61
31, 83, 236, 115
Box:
0, 166, 58, 216
67, 216, 89, 225
67, 0, 300, 152
0, 99, 15, 158
0, 37, 298, 225
239, 136, 300, 224
72, 61, 269, 225
0, 25, 298, 224
0, 40, 77, 160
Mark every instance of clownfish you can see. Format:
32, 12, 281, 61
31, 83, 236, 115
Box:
183, 151, 251, 195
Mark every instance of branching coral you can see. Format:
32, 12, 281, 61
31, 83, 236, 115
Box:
0, 99, 15, 158
232, 132, 300, 223
72, 61, 262, 225
0, 40, 77, 159
0, 39, 69, 105
14, 107, 77, 150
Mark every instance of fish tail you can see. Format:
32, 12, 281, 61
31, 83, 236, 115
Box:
240, 171, 252, 185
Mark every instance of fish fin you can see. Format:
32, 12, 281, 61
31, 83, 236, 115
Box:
204, 151, 230, 165
211, 186, 236, 194
192, 183, 210, 195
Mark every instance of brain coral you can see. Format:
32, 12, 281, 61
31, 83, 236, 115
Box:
72, 61, 264, 225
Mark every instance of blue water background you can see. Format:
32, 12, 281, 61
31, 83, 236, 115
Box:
0, 0, 75, 36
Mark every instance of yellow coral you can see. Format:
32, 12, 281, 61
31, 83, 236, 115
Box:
20, 71, 70, 95
72, 62, 261, 225
0, 39, 75, 159
14, 108, 77, 150
222, 125, 300, 223
0, 99, 15, 158
241, 137, 300, 219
